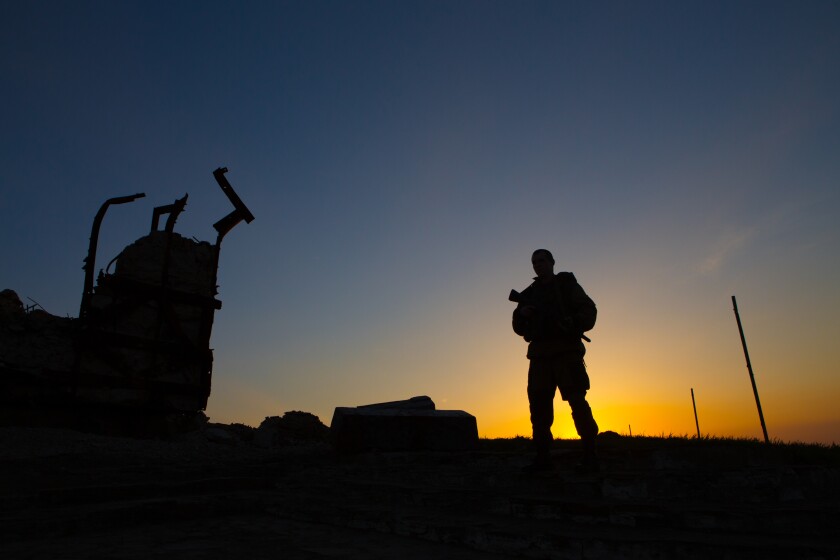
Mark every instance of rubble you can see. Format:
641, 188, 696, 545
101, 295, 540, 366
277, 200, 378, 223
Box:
0, 168, 254, 436
0, 289, 24, 315
0, 289, 76, 378
255, 411, 330, 448
113, 231, 217, 297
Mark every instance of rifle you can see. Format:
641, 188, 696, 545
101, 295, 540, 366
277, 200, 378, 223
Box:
509, 289, 591, 343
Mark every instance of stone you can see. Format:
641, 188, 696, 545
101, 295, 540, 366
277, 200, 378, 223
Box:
0, 290, 24, 317
331, 396, 478, 453
114, 231, 217, 297
254, 411, 330, 448
358, 395, 435, 411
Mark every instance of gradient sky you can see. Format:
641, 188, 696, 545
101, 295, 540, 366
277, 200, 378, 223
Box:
3, 1, 839, 444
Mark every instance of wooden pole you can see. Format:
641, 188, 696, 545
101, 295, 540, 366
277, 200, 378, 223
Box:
731, 296, 770, 444
691, 388, 701, 439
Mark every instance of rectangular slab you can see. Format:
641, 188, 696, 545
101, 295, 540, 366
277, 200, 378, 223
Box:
330, 406, 478, 452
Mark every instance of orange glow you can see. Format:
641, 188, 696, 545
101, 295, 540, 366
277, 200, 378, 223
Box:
207, 275, 840, 446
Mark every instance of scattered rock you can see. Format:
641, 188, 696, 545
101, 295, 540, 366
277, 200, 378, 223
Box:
227, 422, 257, 442
598, 430, 622, 441
0, 289, 24, 316
254, 411, 330, 448
0, 289, 75, 375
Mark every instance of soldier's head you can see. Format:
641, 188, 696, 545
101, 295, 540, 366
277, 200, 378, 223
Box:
531, 249, 555, 280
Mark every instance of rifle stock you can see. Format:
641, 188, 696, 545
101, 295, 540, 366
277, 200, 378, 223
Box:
508, 288, 591, 343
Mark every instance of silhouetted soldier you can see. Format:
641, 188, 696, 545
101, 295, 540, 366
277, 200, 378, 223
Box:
512, 249, 599, 473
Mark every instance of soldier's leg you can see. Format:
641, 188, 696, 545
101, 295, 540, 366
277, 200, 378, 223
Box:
559, 355, 599, 472
567, 391, 599, 472
527, 358, 556, 463
557, 355, 598, 440
567, 391, 599, 441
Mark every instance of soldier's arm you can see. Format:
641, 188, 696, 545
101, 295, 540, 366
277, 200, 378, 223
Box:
512, 287, 535, 338
568, 282, 597, 333
512, 304, 531, 337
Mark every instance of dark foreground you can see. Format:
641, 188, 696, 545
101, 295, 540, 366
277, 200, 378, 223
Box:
1, 427, 838, 560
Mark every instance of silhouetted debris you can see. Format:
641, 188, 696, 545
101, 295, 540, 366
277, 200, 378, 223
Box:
255, 411, 330, 448
0, 289, 24, 315
0, 289, 76, 378
0, 169, 254, 436
113, 232, 216, 297
331, 396, 479, 453
227, 422, 257, 442
599, 430, 622, 441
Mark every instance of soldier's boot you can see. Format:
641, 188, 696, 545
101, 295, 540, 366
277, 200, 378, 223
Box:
523, 450, 553, 474
575, 437, 600, 474
523, 431, 554, 474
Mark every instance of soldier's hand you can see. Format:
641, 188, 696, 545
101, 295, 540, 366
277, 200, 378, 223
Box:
557, 316, 574, 332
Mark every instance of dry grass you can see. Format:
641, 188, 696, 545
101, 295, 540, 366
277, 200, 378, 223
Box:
478, 433, 840, 465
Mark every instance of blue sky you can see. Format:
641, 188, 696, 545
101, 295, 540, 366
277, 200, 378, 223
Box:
2, 1, 839, 442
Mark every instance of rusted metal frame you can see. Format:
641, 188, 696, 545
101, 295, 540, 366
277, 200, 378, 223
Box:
210, 167, 254, 304
197, 167, 255, 403
212, 167, 254, 242
150, 194, 188, 233
147, 195, 189, 390
76, 193, 145, 398
93, 226, 217, 410
80, 193, 145, 321
100, 274, 222, 309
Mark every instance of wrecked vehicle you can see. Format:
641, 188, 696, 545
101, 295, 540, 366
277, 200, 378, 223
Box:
0, 168, 253, 434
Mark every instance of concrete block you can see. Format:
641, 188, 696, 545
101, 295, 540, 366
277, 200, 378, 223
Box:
330, 396, 478, 452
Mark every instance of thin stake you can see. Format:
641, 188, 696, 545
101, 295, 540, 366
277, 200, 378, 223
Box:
731, 295, 770, 444
691, 388, 701, 439
628, 424, 632, 437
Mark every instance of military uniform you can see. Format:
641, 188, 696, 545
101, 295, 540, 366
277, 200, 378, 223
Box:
512, 272, 599, 464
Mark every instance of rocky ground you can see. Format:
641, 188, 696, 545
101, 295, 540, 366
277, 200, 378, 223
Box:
1, 421, 838, 560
